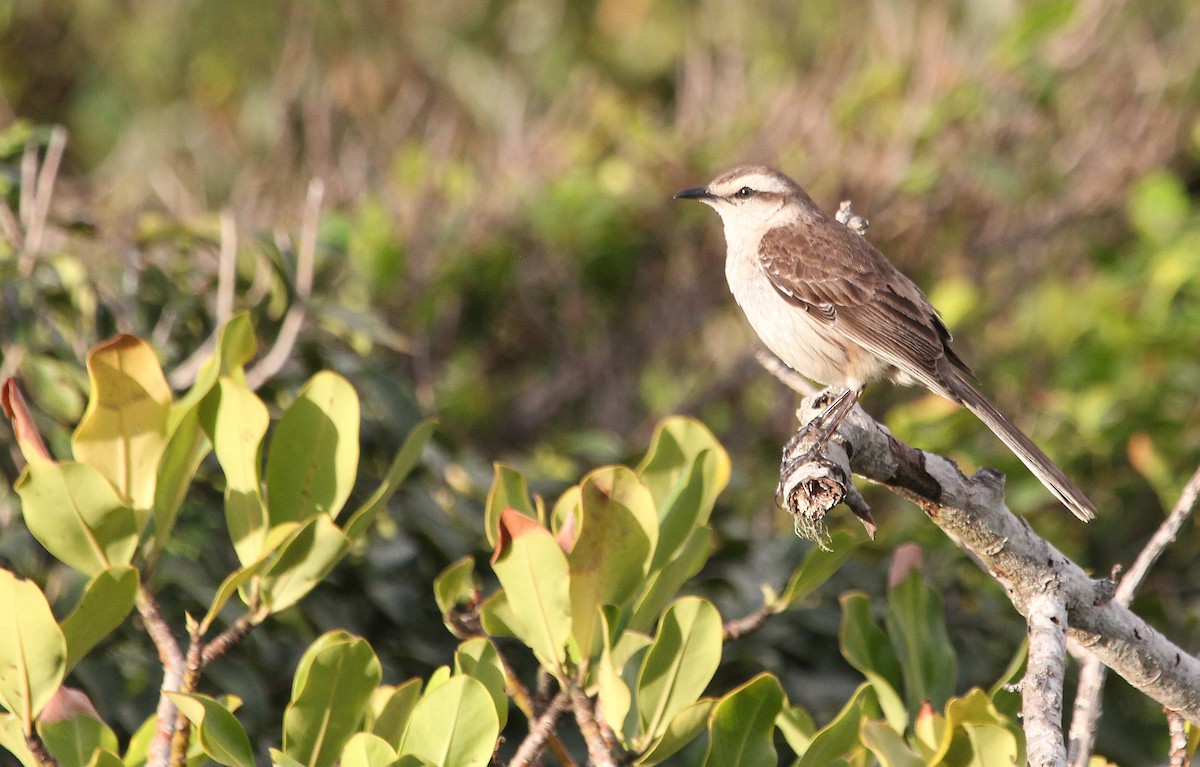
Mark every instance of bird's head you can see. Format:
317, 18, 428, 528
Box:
674, 166, 811, 229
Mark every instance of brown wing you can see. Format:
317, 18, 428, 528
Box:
758, 218, 971, 393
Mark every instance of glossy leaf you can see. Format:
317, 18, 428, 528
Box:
167, 692, 254, 767
433, 556, 478, 616
596, 608, 634, 743
886, 570, 956, 712
567, 466, 657, 658
453, 638, 508, 731
796, 684, 874, 767
259, 514, 351, 614
484, 464, 537, 546
340, 733, 397, 767
266, 372, 360, 524
776, 703, 816, 757
0, 713, 36, 766
860, 719, 922, 767
0, 570, 67, 729
398, 675, 499, 767
775, 531, 858, 610
150, 407, 210, 558
59, 566, 138, 672
283, 632, 382, 767
38, 713, 118, 767
15, 461, 139, 575
71, 335, 171, 510
839, 592, 906, 732
200, 378, 269, 565
489, 508, 571, 670
636, 596, 722, 744
700, 673, 783, 767
343, 419, 436, 540
369, 678, 423, 748
636, 699, 712, 766
628, 526, 711, 635
199, 556, 271, 634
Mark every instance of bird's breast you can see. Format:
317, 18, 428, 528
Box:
723, 241, 886, 389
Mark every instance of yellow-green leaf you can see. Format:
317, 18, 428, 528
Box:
15, 462, 138, 575
700, 674, 783, 767
200, 378, 269, 566
636, 597, 722, 745
484, 464, 536, 547
283, 633, 382, 767
72, 335, 171, 510
398, 676, 499, 767
167, 692, 254, 767
266, 372, 360, 525
343, 419, 435, 540
60, 566, 138, 672
259, 515, 351, 615
0, 570, 67, 730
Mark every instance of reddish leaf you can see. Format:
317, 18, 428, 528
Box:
1, 378, 52, 462
491, 507, 541, 564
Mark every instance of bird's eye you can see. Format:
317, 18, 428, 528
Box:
735, 186, 754, 199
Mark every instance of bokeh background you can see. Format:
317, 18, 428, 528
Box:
3, 0, 1200, 763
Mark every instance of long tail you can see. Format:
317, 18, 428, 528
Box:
948, 373, 1096, 522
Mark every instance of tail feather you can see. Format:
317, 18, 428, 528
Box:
948, 374, 1096, 522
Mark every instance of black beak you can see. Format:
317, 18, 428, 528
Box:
674, 186, 716, 201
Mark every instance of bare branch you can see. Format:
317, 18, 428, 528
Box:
216, 210, 238, 327
135, 588, 185, 767
1067, 461, 1200, 765
246, 178, 323, 390
1167, 709, 1189, 767
24, 730, 59, 767
779, 393, 1200, 725
510, 691, 569, 767
23, 126, 67, 266
1024, 588, 1069, 767
568, 680, 619, 767
754, 348, 816, 396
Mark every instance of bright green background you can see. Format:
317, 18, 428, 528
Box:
2, 1, 1200, 764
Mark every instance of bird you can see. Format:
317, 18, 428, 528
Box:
675, 165, 1096, 522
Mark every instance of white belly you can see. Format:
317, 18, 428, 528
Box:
725, 245, 885, 390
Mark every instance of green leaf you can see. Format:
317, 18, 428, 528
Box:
775, 531, 857, 611
489, 508, 572, 671
484, 464, 537, 547
636, 418, 729, 569
398, 675, 499, 767
200, 378, 269, 566
122, 713, 155, 767
596, 608, 635, 743
340, 733, 397, 767
167, 692, 254, 767
259, 515, 351, 614
628, 526, 711, 635
266, 372, 360, 525
776, 703, 816, 757
283, 633, 383, 767
567, 466, 657, 659
636, 596, 723, 745
0, 713, 37, 767
71, 335, 172, 511
39, 713, 118, 767
0, 570, 67, 730
150, 407, 210, 560
886, 571, 956, 712
199, 557, 271, 634
59, 566, 138, 672
15, 461, 139, 575
860, 719, 922, 767
152, 316, 253, 559
270, 749, 308, 767
453, 639, 508, 731
796, 684, 874, 767
433, 556, 478, 616
85, 751, 125, 767
637, 699, 712, 766
930, 688, 1022, 766
477, 591, 517, 638
988, 643, 1027, 722
369, 679, 423, 748
839, 593, 906, 732
343, 419, 435, 540
700, 673, 783, 767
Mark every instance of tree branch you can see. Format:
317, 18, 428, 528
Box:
1067, 461, 1200, 765
135, 587, 185, 767
510, 691, 569, 767
779, 393, 1200, 725
567, 679, 619, 767
1024, 588, 1069, 767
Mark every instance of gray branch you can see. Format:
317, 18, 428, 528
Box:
1024, 589, 1068, 767
779, 393, 1200, 726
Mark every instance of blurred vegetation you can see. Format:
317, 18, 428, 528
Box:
2, 0, 1200, 763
